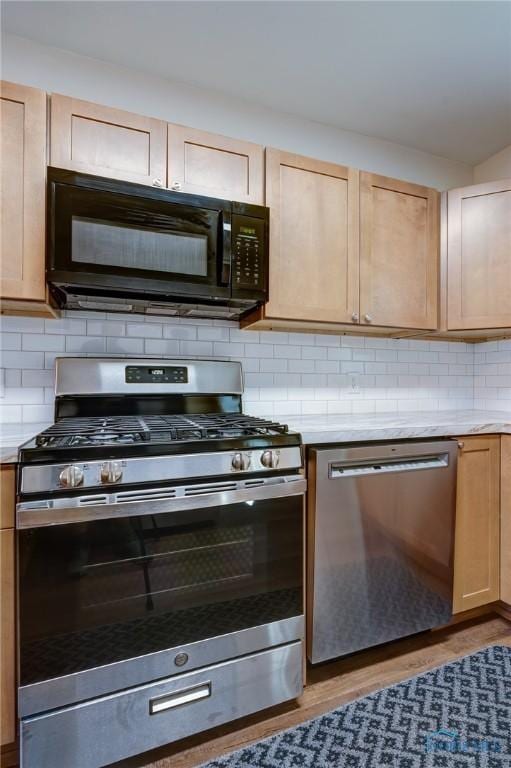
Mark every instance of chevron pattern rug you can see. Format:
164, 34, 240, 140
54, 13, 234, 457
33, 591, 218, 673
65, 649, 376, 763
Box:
200, 645, 511, 767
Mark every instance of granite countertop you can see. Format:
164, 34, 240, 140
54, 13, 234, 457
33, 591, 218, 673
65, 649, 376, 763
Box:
285, 409, 511, 445
0, 423, 51, 464
2, 410, 511, 464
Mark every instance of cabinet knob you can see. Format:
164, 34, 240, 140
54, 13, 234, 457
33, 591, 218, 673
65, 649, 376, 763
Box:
170, 180, 182, 191
364, 314, 373, 324
351, 312, 359, 323
152, 178, 163, 187
458, 441, 465, 450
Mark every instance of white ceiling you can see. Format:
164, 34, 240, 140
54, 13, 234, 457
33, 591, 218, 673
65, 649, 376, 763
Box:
2, 1, 511, 165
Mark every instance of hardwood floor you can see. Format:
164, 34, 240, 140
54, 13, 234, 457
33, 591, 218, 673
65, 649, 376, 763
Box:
118, 614, 511, 768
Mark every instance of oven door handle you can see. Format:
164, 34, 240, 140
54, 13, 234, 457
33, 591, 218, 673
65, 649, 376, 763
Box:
17, 477, 307, 528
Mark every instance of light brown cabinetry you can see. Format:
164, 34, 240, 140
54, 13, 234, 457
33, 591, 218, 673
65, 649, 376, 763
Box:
50, 94, 167, 186
360, 173, 439, 330
243, 150, 440, 333
0, 465, 15, 748
453, 436, 500, 613
500, 436, 511, 606
259, 149, 360, 324
447, 179, 511, 331
167, 125, 264, 203
0, 81, 53, 316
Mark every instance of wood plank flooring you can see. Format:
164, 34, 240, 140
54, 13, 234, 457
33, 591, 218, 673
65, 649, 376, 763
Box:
118, 614, 511, 768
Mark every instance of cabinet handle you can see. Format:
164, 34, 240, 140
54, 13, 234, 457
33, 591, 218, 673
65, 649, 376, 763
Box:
351, 312, 359, 323
149, 682, 211, 714
170, 180, 183, 191
152, 178, 163, 187
458, 441, 465, 450
364, 314, 373, 323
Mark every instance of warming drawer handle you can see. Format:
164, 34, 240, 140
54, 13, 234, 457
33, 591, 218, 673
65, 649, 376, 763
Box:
149, 682, 211, 715
329, 454, 449, 478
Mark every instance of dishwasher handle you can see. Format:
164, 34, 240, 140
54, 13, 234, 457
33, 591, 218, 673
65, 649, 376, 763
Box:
329, 453, 449, 479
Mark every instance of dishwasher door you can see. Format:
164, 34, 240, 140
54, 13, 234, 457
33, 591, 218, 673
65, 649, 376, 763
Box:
308, 440, 457, 664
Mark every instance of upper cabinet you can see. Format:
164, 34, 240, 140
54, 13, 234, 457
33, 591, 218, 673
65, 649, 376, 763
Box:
243, 150, 440, 333
50, 94, 167, 186
263, 149, 359, 324
359, 173, 439, 330
0, 81, 53, 315
167, 124, 264, 203
447, 179, 511, 331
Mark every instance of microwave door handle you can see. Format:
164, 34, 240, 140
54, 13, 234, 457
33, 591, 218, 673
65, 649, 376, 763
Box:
219, 212, 231, 287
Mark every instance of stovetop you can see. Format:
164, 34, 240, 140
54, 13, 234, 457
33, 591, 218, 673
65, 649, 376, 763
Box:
19, 413, 300, 464
36, 413, 289, 447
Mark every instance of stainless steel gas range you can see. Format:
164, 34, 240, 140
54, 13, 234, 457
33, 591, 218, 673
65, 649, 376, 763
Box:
16, 358, 305, 768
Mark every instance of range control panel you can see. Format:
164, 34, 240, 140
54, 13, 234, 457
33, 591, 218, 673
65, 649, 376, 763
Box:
125, 366, 188, 384
232, 214, 265, 290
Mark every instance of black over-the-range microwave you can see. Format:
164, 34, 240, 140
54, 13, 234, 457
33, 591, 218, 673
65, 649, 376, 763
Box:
47, 168, 269, 318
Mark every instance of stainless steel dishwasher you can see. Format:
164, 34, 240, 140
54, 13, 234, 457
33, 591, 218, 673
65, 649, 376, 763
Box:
308, 440, 458, 664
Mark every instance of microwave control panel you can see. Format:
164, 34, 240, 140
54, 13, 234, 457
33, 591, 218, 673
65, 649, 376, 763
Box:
231, 215, 265, 291
125, 366, 188, 384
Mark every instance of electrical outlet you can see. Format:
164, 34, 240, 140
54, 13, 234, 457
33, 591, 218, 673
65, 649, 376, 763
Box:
349, 373, 361, 394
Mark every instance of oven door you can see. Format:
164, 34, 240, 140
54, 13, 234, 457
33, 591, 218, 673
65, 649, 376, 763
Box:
47, 168, 232, 300
17, 477, 305, 717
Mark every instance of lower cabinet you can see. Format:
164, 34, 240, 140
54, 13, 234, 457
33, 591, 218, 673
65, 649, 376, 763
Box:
500, 436, 511, 606
0, 466, 15, 749
452, 436, 500, 613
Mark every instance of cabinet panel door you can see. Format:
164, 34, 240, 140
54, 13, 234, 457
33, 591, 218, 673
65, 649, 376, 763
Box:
448, 179, 511, 330
0, 81, 46, 302
453, 436, 500, 613
50, 94, 167, 186
501, 436, 511, 606
360, 173, 439, 330
264, 149, 359, 323
1, 529, 15, 746
168, 124, 264, 204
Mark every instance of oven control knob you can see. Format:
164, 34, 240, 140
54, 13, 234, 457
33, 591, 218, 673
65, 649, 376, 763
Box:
59, 465, 84, 488
260, 450, 280, 469
231, 452, 251, 471
100, 461, 123, 485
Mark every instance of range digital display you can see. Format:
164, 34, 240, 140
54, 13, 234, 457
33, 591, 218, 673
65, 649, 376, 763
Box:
125, 366, 188, 384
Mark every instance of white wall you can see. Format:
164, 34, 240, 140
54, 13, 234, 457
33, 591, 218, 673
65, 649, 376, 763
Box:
473, 145, 511, 183
1, 34, 473, 190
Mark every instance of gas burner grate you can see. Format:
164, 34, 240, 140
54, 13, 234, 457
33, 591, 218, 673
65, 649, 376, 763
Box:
35, 414, 289, 448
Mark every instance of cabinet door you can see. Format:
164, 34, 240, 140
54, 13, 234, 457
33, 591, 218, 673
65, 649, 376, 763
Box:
360, 172, 439, 330
453, 436, 500, 613
447, 179, 511, 330
1, 528, 15, 746
167, 124, 264, 204
264, 149, 359, 323
50, 94, 167, 186
0, 81, 46, 302
501, 436, 511, 606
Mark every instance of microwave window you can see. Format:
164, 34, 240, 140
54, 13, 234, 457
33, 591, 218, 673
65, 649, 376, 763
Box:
72, 216, 209, 277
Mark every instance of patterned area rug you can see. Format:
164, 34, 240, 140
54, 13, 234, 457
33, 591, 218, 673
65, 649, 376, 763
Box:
200, 645, 511, 767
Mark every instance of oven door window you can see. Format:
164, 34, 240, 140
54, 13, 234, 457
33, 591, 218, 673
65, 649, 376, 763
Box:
51, 184, 229, 294
18, 496, 303, 685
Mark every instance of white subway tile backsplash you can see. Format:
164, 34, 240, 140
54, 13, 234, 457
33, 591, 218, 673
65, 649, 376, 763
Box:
144, 339, 181, 356
65, 336, 107, 353
127, 322, 162, 339
0, 309, 489, 423
2, 334, 21, 351
23, 334, 65, 352
106, 338, 145, 355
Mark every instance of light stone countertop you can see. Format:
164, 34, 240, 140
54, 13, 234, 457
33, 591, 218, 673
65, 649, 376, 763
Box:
0, 423, 51, 464
2, 410, 511, 464
284, 409, 511, 445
